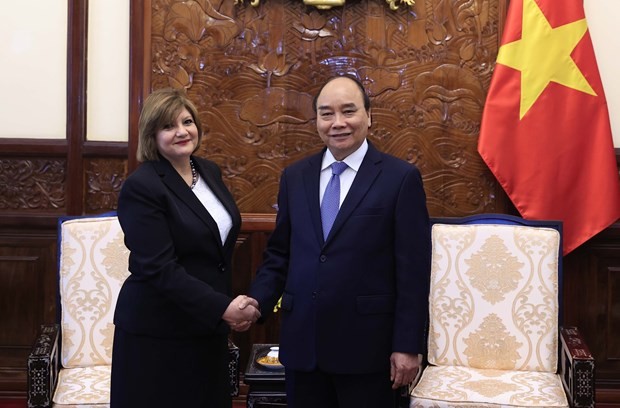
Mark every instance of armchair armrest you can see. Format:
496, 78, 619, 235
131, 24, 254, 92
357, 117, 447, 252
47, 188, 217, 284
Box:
27, 326, 239, 405
228, 338, 240, 397
560, 326, 595, 408
27, 324, 60, 408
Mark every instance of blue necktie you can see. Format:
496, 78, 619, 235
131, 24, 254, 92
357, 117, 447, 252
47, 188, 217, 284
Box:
321, 161, 348, 240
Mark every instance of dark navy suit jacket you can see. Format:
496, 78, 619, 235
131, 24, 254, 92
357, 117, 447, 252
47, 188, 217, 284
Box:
114, 156, 241, 338
249, 143, 431, 374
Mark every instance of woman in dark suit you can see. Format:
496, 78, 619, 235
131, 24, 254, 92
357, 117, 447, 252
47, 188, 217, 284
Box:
110, 88, 260, 408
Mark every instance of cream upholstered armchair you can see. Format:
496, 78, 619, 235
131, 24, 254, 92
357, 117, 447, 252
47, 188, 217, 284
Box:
27, 214, 240, 407
408, 214, 594, 408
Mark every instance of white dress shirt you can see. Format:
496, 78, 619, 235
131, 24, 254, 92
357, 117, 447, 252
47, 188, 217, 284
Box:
319, 139, 368, 207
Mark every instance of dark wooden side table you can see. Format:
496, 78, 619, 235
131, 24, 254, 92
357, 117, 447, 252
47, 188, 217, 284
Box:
245, 344, 287, 408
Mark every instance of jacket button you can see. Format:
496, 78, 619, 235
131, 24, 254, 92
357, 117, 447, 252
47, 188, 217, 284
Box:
218, 263, 226, 273
319, 255, 327, 262
312, 292, 317, 299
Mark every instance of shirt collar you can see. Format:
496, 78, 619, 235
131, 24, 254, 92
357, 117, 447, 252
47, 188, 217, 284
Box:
321, 139, 368, 172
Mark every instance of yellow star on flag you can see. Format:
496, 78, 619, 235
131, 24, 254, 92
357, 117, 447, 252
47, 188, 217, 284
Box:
497, 0, 596, 119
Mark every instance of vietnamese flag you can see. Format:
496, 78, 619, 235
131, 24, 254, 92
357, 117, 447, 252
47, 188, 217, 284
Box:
478, 0, 620, 254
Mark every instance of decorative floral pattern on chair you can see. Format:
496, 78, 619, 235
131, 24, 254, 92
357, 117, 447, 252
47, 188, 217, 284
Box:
412, 365, 567, 407
54, 216, 129, 406
27, 214, 241, 407
463, 314, 522, 370
465, 235, 524, 304
54, 366, 111, 405
411, 222, 569, 408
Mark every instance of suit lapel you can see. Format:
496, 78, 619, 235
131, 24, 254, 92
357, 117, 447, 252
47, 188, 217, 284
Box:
302, 151, 325, 246
153, 159, 227, 254
324, 144, 382, 244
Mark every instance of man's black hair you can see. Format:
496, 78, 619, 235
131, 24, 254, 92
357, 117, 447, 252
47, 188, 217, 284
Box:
312, 74, 371, 113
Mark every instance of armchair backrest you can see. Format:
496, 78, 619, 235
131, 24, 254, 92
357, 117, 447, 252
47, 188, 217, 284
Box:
428, 214, 562, 373
57, 215, 129, 368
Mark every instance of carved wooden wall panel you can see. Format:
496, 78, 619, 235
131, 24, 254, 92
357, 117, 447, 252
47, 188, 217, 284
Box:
144, 0, 620, 400
150, 0, 507, 216
0, 230, 56, 395
0, 159, 66, 212
84, 158, 127, 213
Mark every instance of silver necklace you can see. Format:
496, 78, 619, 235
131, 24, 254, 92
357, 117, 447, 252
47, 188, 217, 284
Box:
190, 159, 198, 189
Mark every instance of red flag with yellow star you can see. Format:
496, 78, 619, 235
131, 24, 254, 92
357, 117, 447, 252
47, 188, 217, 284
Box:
478, 0, 620, 254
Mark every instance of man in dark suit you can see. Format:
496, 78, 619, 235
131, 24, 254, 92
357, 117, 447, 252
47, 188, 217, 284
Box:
247, 75, 431, 407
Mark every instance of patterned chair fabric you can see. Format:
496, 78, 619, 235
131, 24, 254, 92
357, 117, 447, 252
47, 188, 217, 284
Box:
54, 215, 128, 406
27, 214, 240, 407
59, 216, 128, 369
410, 218, 570, 407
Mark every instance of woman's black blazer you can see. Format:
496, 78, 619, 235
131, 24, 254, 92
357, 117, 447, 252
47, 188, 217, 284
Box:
114, 156, 241, 338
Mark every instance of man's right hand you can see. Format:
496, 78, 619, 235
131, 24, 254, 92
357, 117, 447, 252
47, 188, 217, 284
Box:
222, 295, 261, 332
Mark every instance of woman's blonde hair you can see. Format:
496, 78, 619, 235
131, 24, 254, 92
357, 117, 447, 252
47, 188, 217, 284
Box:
136, 88, 203, 162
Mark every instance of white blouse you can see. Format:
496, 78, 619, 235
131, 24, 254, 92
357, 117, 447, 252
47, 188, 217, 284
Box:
191, 176, 233, 245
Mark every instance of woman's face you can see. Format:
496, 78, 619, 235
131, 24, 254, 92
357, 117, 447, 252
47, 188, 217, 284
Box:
155, 108, 199, 165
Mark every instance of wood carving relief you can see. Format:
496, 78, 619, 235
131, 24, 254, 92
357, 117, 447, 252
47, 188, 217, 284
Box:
151, 0, 504, 216
0, 159, 65, 211
85, 159, 127, 213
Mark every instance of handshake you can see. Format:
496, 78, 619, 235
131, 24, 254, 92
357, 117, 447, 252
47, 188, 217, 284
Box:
222, 295, 261, 332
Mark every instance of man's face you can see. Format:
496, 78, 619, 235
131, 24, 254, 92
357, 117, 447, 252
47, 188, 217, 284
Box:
315, 77, 371, 161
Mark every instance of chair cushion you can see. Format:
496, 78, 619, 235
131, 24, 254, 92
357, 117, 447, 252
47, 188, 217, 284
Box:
58, 216, 129, 368
410, 365, 568, 407
52, 365, 110, 406
428, 223, 560, 373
